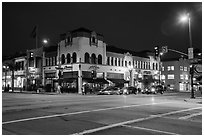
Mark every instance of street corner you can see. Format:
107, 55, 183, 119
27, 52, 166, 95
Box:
183, 97, 202, 104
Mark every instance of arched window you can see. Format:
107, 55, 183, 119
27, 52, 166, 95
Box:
85, 53, 90, 63
67, 53, 71, 64
98, 54, 102, 64
156, 63, 158, 70
115, 58, 117, 66
146, 62, 148, 69
61, 54, 65, 64
153, 63, 155, 70
92, 37, 95, 43
91, 53, 96, 64
111, 57, 114, 66
72, 52, 77, 63
107, 57, 110, 65
129, 61, 131, 66
125, 61, 127, 67
143, 62, 145, 69
148, 62, 151, 70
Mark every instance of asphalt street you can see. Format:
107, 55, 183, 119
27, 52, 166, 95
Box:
2, 91, 202, 135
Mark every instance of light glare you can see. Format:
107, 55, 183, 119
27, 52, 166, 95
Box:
43, 39, 48, 44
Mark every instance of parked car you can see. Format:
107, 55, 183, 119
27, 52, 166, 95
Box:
120, 86, 138, 95
155, 85, 165, 94
142, 86, 157, 94
142, 85, 165, 94
98, 86, 121, 95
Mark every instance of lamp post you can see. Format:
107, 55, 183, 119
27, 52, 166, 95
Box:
179, 12, 195, 98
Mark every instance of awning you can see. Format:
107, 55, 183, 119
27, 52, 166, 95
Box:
107, 79, 129, 83
83, 78, 94, 83
94, 78, 109, 84
63, 78, 77, 83
83, 78, 109, 84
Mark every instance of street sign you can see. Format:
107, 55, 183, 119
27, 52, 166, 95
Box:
162, 46, 168, 53
189, 58, 198, 64
188, 48, 194, 59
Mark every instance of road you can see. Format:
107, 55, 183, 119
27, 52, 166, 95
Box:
2, 92, 202, 135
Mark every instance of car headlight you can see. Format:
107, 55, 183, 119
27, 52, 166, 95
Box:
124, 89, 127, 92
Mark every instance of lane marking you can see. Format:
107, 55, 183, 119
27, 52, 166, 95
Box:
73, 106, 201, 135
121, 125, 179, 135
179, 112, 202, 120
2, 101, 171, 125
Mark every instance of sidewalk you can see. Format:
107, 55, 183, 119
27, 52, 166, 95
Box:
3, 90, 61, 95
184, 97, 202, 104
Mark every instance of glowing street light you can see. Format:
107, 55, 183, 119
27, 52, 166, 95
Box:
42, 39, 48, 44
178, 12, 192, 48
179, 13, 189, 23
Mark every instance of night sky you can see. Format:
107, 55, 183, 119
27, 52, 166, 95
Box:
2, 2, 202, 57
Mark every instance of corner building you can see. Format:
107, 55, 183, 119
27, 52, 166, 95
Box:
43, 27, 160, 94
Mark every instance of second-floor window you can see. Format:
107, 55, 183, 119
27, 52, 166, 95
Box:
168, 74, 174, 79
67, 53, 71, 64
107, 57, 110, 65
168, 66, 174, 71
91, 53, 96, 64
61, 54, 65, 64
98, 54, 102, 64
85, 53, 90, 63
72, 52, 77, 63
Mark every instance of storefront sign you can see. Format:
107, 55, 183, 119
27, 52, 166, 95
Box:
107, 72, 124, 79
89, 65, 99, 70
64, 66, 73, 70
45, 73, 56, 78
28, 67, 36, 73
14, 70, 25, 76
63, 71, 78, 78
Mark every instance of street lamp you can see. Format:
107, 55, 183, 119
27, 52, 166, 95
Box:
42, 39, 48, 45
179, 12, 195, 98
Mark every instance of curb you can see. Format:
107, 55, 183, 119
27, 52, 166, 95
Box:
183, 98, 202, 104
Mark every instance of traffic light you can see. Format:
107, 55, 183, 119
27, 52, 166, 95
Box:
154, 46, 159, 57
189, 65, 194, 75
91, 70, 96, 78
30, 52, 34, 58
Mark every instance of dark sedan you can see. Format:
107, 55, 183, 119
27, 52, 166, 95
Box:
120, 86, 138, 95
98, 86, 121, 95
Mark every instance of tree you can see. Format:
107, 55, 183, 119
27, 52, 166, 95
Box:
5, 59, 17, 92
